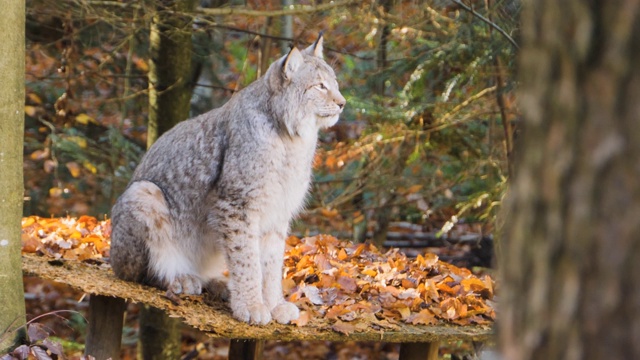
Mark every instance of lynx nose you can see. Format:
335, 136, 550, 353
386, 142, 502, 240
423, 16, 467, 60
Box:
335, 94, 346, 110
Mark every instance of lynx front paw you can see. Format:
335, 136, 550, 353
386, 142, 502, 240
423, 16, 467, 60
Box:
271, 302, 300, 324
232, 303, 272, 325
167, 274, 202, 295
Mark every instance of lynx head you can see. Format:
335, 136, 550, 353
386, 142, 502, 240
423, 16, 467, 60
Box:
266, 34, 346, 137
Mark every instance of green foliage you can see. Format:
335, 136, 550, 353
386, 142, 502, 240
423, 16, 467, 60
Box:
309, 2, 518, 238
23, 0, 519, 238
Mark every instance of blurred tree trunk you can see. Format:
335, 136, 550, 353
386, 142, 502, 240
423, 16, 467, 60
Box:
258, 18, 274, 78
500, 1, 640, 359
368, 0, 394, 246
280, 0, 293, 54
375, 0, 392, 95
147, 0, 198, 146
0, 0, 26, 353
140, 0, 197, 358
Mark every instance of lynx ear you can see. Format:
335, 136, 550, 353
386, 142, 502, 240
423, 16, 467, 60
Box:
303, 33, 324, 59
283, 47, 304, 79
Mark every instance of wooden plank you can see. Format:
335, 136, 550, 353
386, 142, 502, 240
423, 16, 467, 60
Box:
22, 254, 493, 343
229, 339, 264, 360
84, 295, 126, 360
399, 342, 439, 360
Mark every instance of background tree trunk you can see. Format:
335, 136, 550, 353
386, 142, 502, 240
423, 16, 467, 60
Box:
500, 1, 640, 359
280, 0, 293, 54
147, 0, 198, 146
140, 0, 197, 358
0, 0, 26, 353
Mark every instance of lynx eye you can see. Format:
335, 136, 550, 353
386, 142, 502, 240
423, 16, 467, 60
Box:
316, 82, 327, 91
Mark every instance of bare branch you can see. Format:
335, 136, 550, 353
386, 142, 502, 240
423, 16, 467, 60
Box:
83, 0, 358, 18
451, 0, 519, 50
429, 86, 498, 131
198, 23, 375, 60
194, 0, 357, 17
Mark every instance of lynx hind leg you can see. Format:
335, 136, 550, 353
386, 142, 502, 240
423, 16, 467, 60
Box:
110, 197, 151, 284
111, 180, 202, 295
201, 251, 229, 301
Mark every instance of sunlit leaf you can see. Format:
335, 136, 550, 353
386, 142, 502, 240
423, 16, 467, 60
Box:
30, 149, 50, 161
27, 93, 43, 105
66, 162, 82, 178
25, 105, 38, 117
75, 113, 97, 125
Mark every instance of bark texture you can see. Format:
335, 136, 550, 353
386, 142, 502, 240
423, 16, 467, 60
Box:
0, 0, 26, 352
500, 1, 640, 359
84, 295, 127, 360
143, 1, 198, 357
147, 0, 198, 146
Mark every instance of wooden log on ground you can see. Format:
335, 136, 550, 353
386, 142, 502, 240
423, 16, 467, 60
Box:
22, 253, 492, 356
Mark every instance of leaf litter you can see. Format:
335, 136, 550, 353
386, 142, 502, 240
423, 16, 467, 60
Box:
21, 216, 495, 335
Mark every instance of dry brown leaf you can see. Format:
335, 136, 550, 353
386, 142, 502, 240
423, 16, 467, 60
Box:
22, 219, 497, 327
332, 320, 357, 335
291, 311, 310, 327
407, 309, 437, 325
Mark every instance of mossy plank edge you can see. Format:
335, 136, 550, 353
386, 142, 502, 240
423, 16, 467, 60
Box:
21, 254, 493, 343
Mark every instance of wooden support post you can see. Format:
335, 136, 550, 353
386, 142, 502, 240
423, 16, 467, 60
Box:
137, 305, 182, 360
228, 339, 264, 360
399, 341, 439, 360
84, 295, 127, 360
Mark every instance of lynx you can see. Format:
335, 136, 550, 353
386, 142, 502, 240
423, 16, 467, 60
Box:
109, 35, 345, 325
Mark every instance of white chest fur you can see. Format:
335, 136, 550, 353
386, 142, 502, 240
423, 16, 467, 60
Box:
257, 132, 317, 233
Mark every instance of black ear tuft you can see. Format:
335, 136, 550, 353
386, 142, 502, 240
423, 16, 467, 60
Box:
302, 32, 324, 58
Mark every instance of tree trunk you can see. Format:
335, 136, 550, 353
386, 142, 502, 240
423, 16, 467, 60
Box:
500, 1, 640, 359
280, 0, 293, 54
375, 0, 392, 95
0, 0, 26, 353
147, 0, 198, 146
139, 1, 197, 358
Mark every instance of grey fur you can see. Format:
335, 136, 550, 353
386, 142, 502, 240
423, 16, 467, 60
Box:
110, 35, 345, 325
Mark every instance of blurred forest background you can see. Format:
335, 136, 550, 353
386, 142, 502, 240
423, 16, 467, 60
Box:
22, 0, 518, 249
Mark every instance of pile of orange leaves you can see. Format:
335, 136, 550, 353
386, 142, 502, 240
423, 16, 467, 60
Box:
21, 216, 495, 332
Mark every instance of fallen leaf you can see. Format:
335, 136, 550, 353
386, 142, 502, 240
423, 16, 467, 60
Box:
291, 311, 310, 327
407, 309, 437, 325
332, 320, 357, 335
301, 285, 324, 305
